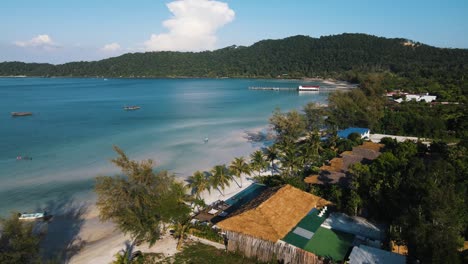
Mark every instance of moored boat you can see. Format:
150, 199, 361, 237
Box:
123, 106, 141, 111
18, 212, 45, 221
11, 112, 33, 117
17, 155, 33, 160
298, 85, 320, 91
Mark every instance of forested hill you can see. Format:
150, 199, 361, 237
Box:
1, 33, 468, 80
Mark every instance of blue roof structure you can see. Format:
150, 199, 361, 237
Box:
337, 127, 369, 139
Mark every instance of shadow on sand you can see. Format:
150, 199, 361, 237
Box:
35, 195, 89, 263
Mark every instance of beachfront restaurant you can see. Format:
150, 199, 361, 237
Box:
217, 184, 391, 263
217, 185, 331, 263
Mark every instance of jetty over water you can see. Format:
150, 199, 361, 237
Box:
248, 86, 355, 91
248, 87, 297, 91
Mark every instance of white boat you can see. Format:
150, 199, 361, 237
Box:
298, 85, 320, 91
123, 106, 141, 111
19, 212, 45, 221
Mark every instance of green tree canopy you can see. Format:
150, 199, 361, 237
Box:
95, 146, 191, 246
269, 108, 306, 144
0, 213, 41, 264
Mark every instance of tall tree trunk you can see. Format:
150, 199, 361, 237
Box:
232, 176, 241, 188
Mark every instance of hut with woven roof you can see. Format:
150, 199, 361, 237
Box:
304, 142, 384, 186
217, 184, 331, 263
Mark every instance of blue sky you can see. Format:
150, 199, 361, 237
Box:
1, 0, 467, 64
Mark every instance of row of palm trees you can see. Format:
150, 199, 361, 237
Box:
187, 132, 323, 200
187, 150, 269, 199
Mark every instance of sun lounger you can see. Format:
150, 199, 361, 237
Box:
208, 209, 219, 215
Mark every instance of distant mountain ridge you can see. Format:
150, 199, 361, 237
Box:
1, 33, 467, 78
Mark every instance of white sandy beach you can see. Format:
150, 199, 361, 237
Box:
67, 172, 258, 264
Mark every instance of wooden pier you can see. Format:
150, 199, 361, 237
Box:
248, 87, 297, 91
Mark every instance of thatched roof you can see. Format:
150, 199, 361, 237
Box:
304, 175, 319, 184
319, 157, 344, 172
307, 141, 384, 186
217, 185, 331, 242
356, 141, 384, 152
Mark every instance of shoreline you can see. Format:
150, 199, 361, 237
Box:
64, 125, 273, 263
67, 172, 258, 264
0, 75, 356, 85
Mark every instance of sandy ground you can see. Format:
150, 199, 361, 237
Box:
301, 77, 358, 89
65, 172, 260, 264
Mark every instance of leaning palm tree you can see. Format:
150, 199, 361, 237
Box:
265, 144, 279, 171
210, 165, 232, 195
229, 156, 251, 188
187, 170, 211, 199
250, 150, 268, 176
112, 240, 142, 264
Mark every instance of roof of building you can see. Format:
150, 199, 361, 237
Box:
304, 174, 319, 184
348, 245, 406, 264
321, 212, 384, 241
306, 142, 384, 185
217, 185, 331, 242
337, 127, 370, 139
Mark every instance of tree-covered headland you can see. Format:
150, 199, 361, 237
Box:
1, 33, 467, 101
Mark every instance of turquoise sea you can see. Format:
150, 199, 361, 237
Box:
0, 78, 331, 216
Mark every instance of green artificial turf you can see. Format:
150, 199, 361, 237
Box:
304, 227, 355, 262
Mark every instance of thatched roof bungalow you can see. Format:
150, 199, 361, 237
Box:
304, 142, 384, 185
217, 185, 331, 264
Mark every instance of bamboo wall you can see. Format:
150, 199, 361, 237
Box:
225, 231, 323, 264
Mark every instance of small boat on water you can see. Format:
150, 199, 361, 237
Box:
298, 85, 320, 91
11, 112, 33, 117
204, 137, 209, 143
18, 212, 46, 221
123, 106, 141, 111
17, 156, 32, 161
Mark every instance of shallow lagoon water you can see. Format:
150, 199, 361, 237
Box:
0, 78, 331, 215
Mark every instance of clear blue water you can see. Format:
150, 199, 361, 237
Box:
0, 78, 330, 216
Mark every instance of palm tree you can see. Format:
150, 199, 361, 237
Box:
172, 217, 191, 251
299, 132, 321, 167
229, 157, 251, 188
210, 165, 232, 195
112, 240, 142, 264
265, 145, 279, 171
250, 150, 268, 176
187, 171, 211, 199
279, 144, 303, 178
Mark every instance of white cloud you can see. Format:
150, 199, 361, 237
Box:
144, 0, 235, 52
14, 34, 59, 49
101, 42, 121, 52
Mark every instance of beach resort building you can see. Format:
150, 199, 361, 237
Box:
394, 93, 437, 103
217, 185, 331, 263
216, 184, 391, 263
305, 141, 384, 186
337, 127, 370, 139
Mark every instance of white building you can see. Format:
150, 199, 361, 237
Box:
394, 93, 437, 103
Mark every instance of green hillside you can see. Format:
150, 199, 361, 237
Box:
1, 33, 467, 79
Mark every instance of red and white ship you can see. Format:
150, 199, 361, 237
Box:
298, 85, 320, 91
